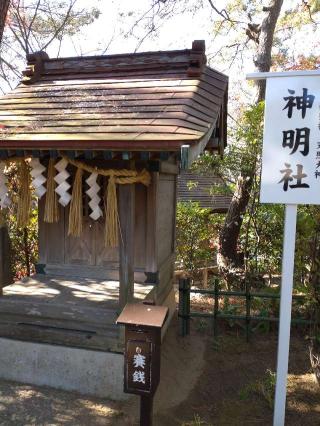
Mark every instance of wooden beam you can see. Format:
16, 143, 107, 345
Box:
140, 152, 150, 161
160, 152, 169, 161
180, 122, 217, 169
84, 150, 95, 160
31, 150, 41, 158
49, 149, 58, 158
159, 161, 179, 175
119, 183, 135, 311
122, 151, 133, 160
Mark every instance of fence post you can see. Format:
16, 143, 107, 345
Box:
246, 292, 251, 343
186, 278, 190, 335
178, 278, 190, 336
213, 278, 219, 338
245, 273, 251, 343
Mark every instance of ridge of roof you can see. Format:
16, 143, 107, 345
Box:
22, 40, 210, 85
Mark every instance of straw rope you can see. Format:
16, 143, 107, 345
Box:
16, 160, 31, 228
68, 167, 83, 237
44, 159, 59, 223
1, 155, 151, 247
104, 175, 119, 247
62, 156, 151, 246
62, 156, 151, 186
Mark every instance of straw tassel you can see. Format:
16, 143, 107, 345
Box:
68, 167, 83, 237
105, 175, 119, 247
17, 160, 31, 228
0, 162, 11, 209
44, 159, 59, 223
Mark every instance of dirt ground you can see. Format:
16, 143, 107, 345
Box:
0, 315, 319, 426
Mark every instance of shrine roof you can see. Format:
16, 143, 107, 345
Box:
0, 41, 228, 151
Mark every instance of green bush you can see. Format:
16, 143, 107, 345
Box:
176, 201, 221, 276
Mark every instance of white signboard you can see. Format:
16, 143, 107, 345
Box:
260, 76, 320, 204
247, 70, 320, 426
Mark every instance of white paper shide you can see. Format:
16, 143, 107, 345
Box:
0, 163, 10, 208
54, 158, 72, 207
86, 172, 103, 220
30, 158, 47, 199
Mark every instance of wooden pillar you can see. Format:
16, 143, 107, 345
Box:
119, 183, 135, 310
145, 172, 158, 273
0, 224, 12, 296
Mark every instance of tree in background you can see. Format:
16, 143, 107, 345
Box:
0, 0, 100, 91
120, 0, 319, 281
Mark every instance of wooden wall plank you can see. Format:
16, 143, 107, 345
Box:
156, 174, 176, 266
38, 197, 65, 265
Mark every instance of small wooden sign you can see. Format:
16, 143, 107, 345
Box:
125, 339, 153, 395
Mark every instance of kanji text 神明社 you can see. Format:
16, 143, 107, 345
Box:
279, 88, 315, 191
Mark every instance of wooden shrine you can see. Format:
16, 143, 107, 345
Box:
0, 40, 228, 397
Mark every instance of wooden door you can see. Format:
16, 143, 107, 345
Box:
65, 214, 95, 266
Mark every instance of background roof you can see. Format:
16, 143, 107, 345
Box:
177, 171, 232, 212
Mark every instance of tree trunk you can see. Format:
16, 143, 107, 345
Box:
0, 0, 10, 43
254, 0, 284, 101
218, 175, 252, 270
217, 0, 283, 277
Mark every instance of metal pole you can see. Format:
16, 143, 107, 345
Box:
140, 395, 153, 426
273, 204, 297, 426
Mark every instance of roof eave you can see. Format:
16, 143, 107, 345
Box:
0, 138, 197, 151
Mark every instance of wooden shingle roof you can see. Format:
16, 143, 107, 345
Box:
177, 171, 232, 212
0, 41, 228, 152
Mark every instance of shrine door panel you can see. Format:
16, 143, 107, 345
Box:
94, 219, 119, 267
64, 212, 95, 266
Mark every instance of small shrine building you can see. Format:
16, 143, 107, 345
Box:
0, 40, 228, 398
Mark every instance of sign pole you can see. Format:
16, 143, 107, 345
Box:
273, 204, 297, 426
140, 395, 153, 426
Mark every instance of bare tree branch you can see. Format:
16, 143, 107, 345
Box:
206, 0, 247, 25
26, 0, 41, 42
41, 0, 77, 50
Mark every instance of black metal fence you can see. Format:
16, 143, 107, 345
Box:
178, 277, 312, 341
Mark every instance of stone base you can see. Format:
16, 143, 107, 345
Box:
161, 287, 176, 338
0, 337, 128, 400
